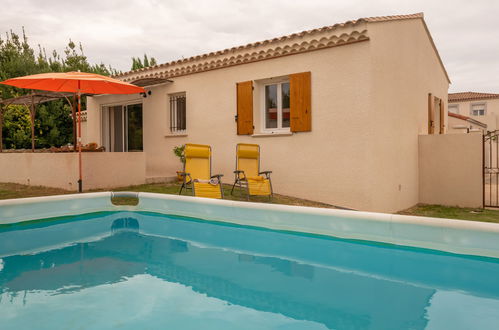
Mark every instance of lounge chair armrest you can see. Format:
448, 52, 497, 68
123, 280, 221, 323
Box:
234, 170, 246, 180
211, 174, 224, 179
178, 172, 191, 183
259, 171, 272, 178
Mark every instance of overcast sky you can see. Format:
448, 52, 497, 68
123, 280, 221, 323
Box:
1, 0, 497, 92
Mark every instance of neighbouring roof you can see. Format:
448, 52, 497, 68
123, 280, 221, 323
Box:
449, 92, 499, 102
115, 13, 448, 84
448, 111, 487, 129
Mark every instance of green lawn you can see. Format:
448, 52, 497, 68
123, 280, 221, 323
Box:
0, 182, 69, 200
108, 182, 336, 208
0, 182, 336, 209
399, 204, 499, 224
2, 182, 499, 223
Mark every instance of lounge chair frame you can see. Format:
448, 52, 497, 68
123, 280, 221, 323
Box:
178, 144, 224, 198
230, 144, 273, 201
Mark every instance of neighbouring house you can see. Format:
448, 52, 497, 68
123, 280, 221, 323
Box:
83, 13, 449, 213
447, 112, 487, 134
448, 92, 499, 132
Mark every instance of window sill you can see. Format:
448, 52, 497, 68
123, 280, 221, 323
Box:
251, 132, 293, 137
165, 133, 188, 138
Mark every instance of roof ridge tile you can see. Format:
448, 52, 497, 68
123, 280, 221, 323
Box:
115, 13, 423, 79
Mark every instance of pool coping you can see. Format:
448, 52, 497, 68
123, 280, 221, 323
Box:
1, 192, 499, 258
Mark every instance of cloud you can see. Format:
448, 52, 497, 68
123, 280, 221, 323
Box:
1, 0, 497, 92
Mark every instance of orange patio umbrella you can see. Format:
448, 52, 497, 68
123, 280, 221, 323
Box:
0, 71, 145, 192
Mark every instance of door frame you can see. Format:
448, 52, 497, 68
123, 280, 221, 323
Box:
100, 100, 143, 152
428, 93, 445, 134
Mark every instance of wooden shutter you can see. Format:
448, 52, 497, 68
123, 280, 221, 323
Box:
236, 81, 253, 135
290, 72, 311, 132
439, 99, 445, 134
428, 93, 434, 134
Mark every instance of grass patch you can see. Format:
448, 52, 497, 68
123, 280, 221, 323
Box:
399, 204, 499, 223
0, 182, 70, 200
3, 182, 498, 224
111, 196, 139, 206
107, 182, 336, 208
0, 182, 335, 209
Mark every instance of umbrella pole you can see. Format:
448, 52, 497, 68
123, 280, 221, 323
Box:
30, 95, 35, 152
0, 104, 3, 153
77, 86, 83, 193
72, 94, 77, 149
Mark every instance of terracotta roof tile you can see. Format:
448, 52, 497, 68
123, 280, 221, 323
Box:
115, 13, 425, 80
362, 13, 424, 22
449, 92, 499, 102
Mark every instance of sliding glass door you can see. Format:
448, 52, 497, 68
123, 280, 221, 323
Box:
101, 103, 143, 152
126, 104, 143, 152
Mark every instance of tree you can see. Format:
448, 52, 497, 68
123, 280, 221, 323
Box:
2, 105, 32, 149
0, 28, 120, 149
0, 28, 39, 99
131, 54, 157, 70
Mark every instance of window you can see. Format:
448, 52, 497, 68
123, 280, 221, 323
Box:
471, 103, 486, 116
169, 93, 186, 133
236, 72, 311, 135
263, 81, 290, 131
448, 104, 459, 114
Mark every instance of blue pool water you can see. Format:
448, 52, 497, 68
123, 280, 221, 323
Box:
1, 211, 499, 330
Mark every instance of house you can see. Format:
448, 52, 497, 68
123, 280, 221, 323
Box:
84, 13, 449, 213
448, 92, 499, 132
447, 112, 487, 134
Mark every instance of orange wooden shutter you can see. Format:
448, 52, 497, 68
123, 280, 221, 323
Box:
236, 81, 253, 135
428, 93, 434, 134
439, 99, 445, 134
290, 72, 311, 132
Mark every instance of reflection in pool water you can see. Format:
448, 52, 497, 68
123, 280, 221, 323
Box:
1, 212, 499, 329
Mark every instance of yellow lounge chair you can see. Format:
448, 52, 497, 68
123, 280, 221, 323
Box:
178, 144, 224, 199
231, 143, 273, 200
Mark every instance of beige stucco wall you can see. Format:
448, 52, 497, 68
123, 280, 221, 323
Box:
85, 18, 449, 213
449, 98, 499, 131
80, 120, 89, 145
0, 152, 146, 191
419, 134, 482, 208
447, 115, 467, 134
364, 19, 449, 212
447, 115, 486, 134
88, 41, 374, 211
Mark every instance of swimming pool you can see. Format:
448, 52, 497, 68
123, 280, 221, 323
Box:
1, 193, 499, 329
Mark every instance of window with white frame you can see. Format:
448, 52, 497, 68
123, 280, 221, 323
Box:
262, 81, 290, 131
169, 93, 186, 133
471, 103, 486, 116
448, 104, 459, 114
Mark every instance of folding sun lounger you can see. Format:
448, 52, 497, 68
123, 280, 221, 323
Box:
178, 144, 224, 199
231, 143, 273, 200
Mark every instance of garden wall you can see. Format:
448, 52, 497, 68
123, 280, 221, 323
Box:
419, 133, 483, 208
0, 152, 146, 191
